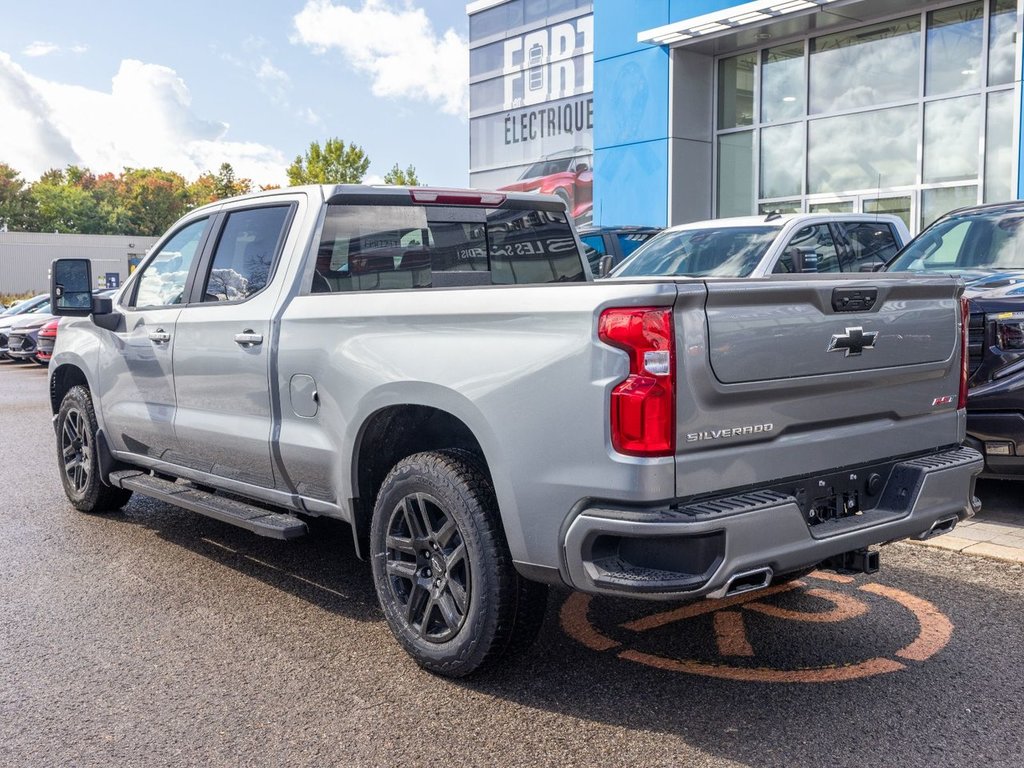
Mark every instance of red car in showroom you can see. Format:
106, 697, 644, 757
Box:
498, 149, 592, 223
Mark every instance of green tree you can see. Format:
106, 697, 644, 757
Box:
383, 163, 421, 186
115, 168, 189, 236
29, 167, 107, 234
287, 138, 370, 185
0, 163, 34, 231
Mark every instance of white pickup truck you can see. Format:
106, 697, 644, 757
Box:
609, 213, 910, 278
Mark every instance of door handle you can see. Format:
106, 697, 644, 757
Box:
148, 329, 171, 343
234, 330, 264, 348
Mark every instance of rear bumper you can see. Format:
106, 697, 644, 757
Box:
562, 447, 983, 601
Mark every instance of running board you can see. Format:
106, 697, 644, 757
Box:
110, 470, 308, 540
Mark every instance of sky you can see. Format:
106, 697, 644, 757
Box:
0, 0, 471, 188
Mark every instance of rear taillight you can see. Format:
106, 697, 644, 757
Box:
959, 297, 970, 409
598, 307, 675, 457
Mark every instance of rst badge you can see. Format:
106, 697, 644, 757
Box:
828, 326, 878, 357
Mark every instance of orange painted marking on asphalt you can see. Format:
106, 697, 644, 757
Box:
859, 583, 954, 662
621, 581, 802, 632
713, 610, 754, 657
744, 587, 868, 623
806, 570, 855, 584
616, 650, 906, 683
558, 593, 620, 651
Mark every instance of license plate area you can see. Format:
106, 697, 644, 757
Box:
788, 464, 897, 529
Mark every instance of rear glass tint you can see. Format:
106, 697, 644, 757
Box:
310, 204, 583, 293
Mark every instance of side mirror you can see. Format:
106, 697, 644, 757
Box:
598, 254, 614, 278
50, 258, 94, 316
789, 247, 819, 273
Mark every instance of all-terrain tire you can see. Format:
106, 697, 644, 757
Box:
370, 449, 548, 677
56, 386, 133, 513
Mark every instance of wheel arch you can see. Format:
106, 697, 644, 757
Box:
49, 363, 91, 417
350, 403, 492, 559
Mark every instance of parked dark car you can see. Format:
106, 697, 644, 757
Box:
885, 200, 1024, 478
6, 311, 55, 364
577, 225, 662, 275
35, 317, 60, 365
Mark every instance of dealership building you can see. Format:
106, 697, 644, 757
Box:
468, 0, 1022, 234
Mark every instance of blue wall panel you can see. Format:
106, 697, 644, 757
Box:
594, 142, 669, 226
593, 0, 670, 62
591, 0, 735, 226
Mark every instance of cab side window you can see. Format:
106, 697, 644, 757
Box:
836, 222, 900, 271
774, 224, 840, 273
132, 218, 209, 308
202, 206, 291, 302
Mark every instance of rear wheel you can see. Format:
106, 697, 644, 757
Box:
56, 386, 133, 513
370, 450, 547, 677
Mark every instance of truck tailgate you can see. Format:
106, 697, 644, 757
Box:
674, 275, 964, 497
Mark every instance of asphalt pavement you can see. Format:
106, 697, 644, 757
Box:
1, 359, 1022, 768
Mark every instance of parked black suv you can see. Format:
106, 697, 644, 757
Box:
886, 201, 1024, 477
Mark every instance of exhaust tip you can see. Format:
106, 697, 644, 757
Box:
721, 567, 773, 598
916, 515, 959, 541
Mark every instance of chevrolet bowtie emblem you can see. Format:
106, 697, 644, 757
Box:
828, 326, 878, 356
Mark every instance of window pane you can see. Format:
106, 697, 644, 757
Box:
312, 205, 582, 292
470, 42, 508, 80
470, 1, 524, 39
774, 224, 840, 273
488, 208, 584, 284
758, 200, 801, 214
835, 221, 901, 270
761, 42, 805, 123
810, 17, 920, 114
808, 106, 918, 193
760, 122, 803, 198
926, 2, 984, 96
921, 186, 978, 229
923, 96, 981, 183
864, 196, 912, 231
718, 131, 754, 217
989, 0, 1018, 86
809, 200, 854, 213
134, 218, 207, 307
204, 207, 290, 302
718, 53, 756, 129
985, 90, 1015, 203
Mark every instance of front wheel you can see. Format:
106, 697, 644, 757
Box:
56, 386, 133, 513
370, 450, 547, 677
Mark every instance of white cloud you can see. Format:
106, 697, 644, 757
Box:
23, 41, 59, 58
0, 52, 288, 185
70, 44, 89, 55
298, 106, 323, 127
292, 0, 468, 116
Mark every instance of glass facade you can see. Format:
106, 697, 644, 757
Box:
715, 0, 1020, 233
468, 0, 594, 224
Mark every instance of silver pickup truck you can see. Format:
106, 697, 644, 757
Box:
48, 185, 981, 677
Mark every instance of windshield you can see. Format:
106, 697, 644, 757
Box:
612, 226, 779, 278
1, 295, 48, 316
888, 210, 1024, 273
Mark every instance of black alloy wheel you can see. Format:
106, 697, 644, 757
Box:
383, 491, 471, 643
370, 450, 548, 677
56, 386, 133, 513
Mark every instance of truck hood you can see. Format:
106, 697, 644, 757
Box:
959, 269, 1024, 300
